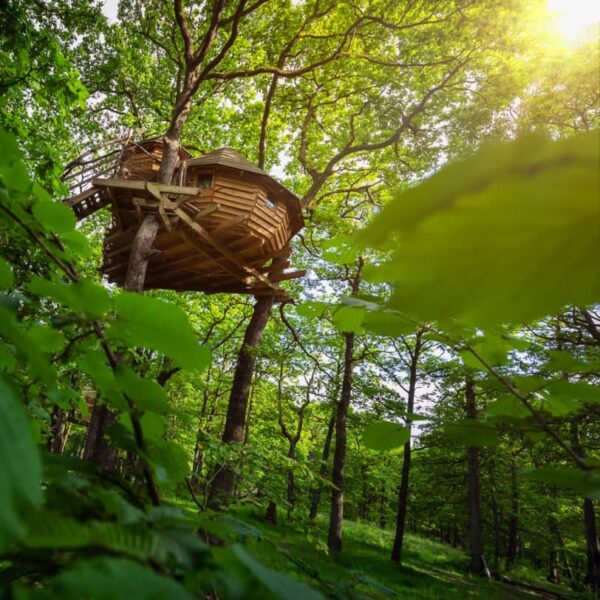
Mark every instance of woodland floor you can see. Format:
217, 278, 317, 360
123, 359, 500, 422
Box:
201, 506, 590, 600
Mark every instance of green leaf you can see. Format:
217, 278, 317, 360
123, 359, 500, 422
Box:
538, 380, 599, 415
28, 324, 67, 354
0, 307, 54, 382
232, 545, 324, 600
362, 421, 410, 451
486, 395, 530, 419
114, 365, 168, 414
107, 293, 211, 371
31, 197, 76, 234
545, 350, 600, 374
321, 235, 358, 265
332, 305, 365, 333
148, 439, 190, 484
545, 380, 599, 404
442, 419, 500, 447
0, 374, 42, 551
3, 158, 30, 193
295, 301, 329, 318
360, 132, 600, 326
0, 128, 21, 165
60, 228, 92, 258
524, 467, 600, 498
28, 276, 110, 319
54, 558, 194, 599
362, 310, 414, 337
79, 349, 125, 409
0, 257, 14, 290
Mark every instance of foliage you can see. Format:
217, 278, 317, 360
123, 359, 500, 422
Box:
0, 128, 323, 598
360, 132, 600, 326
2, 0, 600, 596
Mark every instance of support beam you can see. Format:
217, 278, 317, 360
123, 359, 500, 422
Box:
174, 207, 279, 292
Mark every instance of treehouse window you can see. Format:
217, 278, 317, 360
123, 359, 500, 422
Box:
265, 198, 276, 210
197, 174, 212, 189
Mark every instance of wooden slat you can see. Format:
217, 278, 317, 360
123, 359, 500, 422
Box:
174, 207, 279, 291
64, 186, 101, 207
188, 202, 220, 221
270, 269, 306, 283
260, 260, 290, 274
93, 178, 201, 196
211, 213, 249, 234
177, 229, 251, 283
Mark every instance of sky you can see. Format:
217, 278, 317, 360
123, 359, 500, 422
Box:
101, 0, 118, 23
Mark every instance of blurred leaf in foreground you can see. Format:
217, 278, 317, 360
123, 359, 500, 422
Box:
360, 131, 600, 326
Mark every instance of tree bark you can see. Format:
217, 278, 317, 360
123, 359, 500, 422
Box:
571, 420, 600, 592
327, 331, 354, 552
287, 442, 297, 516
506, 454, 519, 568
583, 497, 600, 593
48, 406, 70, 454
465, 377, 489, 578
309, 409, 336, 521
207, 295, 274, 509
391, 331, 423, 564
83, 402, 118, 470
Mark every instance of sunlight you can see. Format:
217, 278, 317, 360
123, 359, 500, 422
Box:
547, 0, 600, 44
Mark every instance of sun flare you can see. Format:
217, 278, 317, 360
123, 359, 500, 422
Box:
547, 0, 600, 44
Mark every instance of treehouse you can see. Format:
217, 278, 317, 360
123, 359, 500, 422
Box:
64, 140, 305, 299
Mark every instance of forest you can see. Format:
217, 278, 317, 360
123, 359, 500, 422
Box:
0, 0, 599, 598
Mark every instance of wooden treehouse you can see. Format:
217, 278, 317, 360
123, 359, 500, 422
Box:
63, 140, 305, 299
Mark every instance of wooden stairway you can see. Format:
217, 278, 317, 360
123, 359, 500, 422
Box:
63, 186, 110, 220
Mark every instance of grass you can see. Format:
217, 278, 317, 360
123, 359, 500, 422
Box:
224, 507, 588, 599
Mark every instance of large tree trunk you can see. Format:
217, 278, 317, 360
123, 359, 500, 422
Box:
83, 214, 161, 469
83, 402, 119, 470
207, 295, 274, 509
309, 409, 336, 521
571, 420, 600, 592
465, 377, 489, 578
391, 435, 413, 561
327, 332, 354, 553
83, 115, 179, 470
48, 406, 70, 454
583, 497, 600, 593
391, 331, 423, 564
506, 454, 519, 568
287, 442, 297, 517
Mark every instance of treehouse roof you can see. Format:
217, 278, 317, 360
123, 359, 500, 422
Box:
187, 147, 304, 235
187, 147, 265, 174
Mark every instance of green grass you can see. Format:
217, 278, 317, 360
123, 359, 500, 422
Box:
226, 508, 587, 599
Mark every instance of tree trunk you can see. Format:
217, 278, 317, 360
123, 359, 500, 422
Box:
379, 479, 387, 529
506, 454, 519, 568
207, 295, 274, 509
583, 497, 600, 593
359, 462, 370, 521
571, 420, 600, 592
48, 406, 70, 454
465, 377, 489, 578
287, 443, 297, 517
83, 121, 177, 470
83, 402, 118, 470
309, 409, 336, 521
327, 331, 354, 553
122, 214, 161, 294
265, 500, 277, 525
489, 466, 501, 568
391, 331, 422, 565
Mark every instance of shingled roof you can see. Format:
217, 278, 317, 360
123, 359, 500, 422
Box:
187, 147, 267, 176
